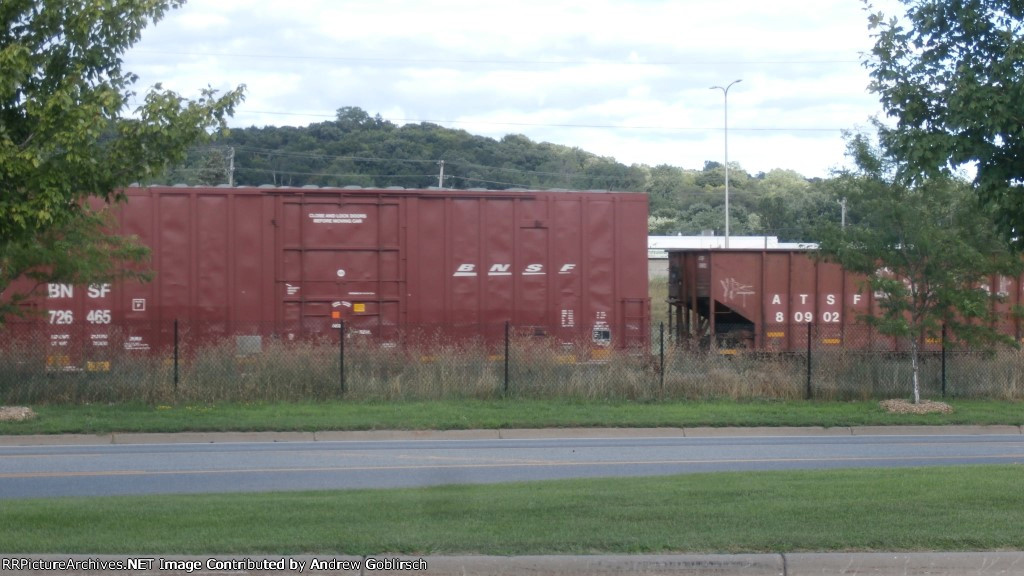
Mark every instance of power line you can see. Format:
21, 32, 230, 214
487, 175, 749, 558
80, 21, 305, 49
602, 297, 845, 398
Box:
237, 110, 851, 133
217, 142, 835, 188
221, 146, 619, 180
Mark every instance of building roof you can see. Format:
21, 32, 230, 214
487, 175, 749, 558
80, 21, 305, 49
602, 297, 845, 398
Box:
648, 235, 817, 258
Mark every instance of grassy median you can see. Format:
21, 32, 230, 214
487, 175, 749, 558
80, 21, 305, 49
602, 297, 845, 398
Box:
1, 398, 1023, 435
2, 464, 1021, 554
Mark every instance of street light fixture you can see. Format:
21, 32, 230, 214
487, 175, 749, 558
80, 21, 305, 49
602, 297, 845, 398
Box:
710, 79, 742, 249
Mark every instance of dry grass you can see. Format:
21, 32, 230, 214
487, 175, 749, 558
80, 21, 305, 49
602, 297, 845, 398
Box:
0, 406, 37, 422
4, 316, 1024, 404
879, 399, 954, 414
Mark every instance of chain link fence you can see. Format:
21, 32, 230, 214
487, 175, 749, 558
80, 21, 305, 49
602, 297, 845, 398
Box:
2, 321, 1022, 404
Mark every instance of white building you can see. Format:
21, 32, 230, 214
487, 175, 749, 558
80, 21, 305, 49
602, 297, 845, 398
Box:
648, 235, 817, 278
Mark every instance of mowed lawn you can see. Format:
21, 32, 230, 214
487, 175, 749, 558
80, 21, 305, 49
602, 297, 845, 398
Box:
2, 398, 1024, 435
2, 399, 1022, 554
2, 465, 1021, 555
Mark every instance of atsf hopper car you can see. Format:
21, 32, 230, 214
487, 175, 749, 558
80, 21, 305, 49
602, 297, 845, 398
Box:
10, 186, 650, 363
666, 248, 1024, 352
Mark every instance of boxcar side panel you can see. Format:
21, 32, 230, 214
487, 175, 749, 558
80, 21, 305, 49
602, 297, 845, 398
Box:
482, 199, 515, 342
117, 191, 156, 352
763, 251, 791, 350
231, 194, 268, 334
614, 194, 652, 347
552, 197, 582, 344
5, 187, 650, 364
195, 193, 229, 334
669, 248, 1024, 352
409, 197, 446, 327
814, 260, 845, 348
710, 251, 762, 326
450, 198, 482, 328
584, 198, 614, 346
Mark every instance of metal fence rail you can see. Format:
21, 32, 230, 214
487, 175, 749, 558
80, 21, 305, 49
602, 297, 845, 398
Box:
1, 321, 1021, 404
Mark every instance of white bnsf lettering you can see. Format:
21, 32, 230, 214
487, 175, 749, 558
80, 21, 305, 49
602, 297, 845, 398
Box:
453, 263, 577, 277
47, 284, 73, 298
488, 264, 512, 276
87, 284, 111, 298
453, 264, 476, 277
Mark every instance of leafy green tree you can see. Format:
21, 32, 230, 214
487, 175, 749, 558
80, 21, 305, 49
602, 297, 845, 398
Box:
751, 171, 836, 241
0, 0, 244, 320
197, 148, 231, 185
0, 208, 151, 321
676, 202, 723, 235
644, 164, 690, 214
867, 0, 1024, 244
817, 134, 1020, 403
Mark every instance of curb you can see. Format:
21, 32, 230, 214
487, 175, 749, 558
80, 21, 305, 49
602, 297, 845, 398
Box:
1, 425, 1022, 446
6, 552, 1024, 575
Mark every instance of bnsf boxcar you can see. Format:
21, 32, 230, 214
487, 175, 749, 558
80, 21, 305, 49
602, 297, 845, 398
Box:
7, 186, 650, 361
667, 248, 1024, 352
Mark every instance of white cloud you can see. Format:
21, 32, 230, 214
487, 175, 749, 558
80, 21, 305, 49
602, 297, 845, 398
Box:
123, 0, 908, 179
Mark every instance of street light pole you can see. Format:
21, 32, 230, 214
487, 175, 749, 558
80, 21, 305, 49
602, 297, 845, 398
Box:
710, 79, 742, 249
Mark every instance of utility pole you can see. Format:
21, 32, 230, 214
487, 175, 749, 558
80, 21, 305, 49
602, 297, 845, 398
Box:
227, 147, 235, 187
839, 197, 847, 229
437, 160, 445, 188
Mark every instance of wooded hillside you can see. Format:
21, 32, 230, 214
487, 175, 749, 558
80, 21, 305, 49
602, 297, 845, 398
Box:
161, 106, 842, 241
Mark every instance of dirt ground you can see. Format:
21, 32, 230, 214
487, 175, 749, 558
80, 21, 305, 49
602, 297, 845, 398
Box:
879, 399, 954, 415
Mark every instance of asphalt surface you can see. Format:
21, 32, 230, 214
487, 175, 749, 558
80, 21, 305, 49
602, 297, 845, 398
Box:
2, 426, 1023, 575
3, 426, 1024, 498
2, 424, 1023, 446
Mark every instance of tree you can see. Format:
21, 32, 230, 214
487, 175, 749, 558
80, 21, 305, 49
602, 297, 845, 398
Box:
0, 208, 151, 321
196, 148, 231, 186
0, 0, 245, 319
817, 134, 1020, 403
866, 0, 1024, 244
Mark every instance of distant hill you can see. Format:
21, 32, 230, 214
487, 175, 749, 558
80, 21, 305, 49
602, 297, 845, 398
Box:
158, 106, 836, 242
165, 106, 647, 191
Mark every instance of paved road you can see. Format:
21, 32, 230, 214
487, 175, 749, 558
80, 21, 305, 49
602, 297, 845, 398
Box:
2, 427, 1023, 499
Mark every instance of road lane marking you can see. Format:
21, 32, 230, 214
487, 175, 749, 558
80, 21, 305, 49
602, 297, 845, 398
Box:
0, 453, 1021, 480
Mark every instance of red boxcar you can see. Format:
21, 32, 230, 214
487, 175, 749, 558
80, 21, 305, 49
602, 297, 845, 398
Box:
6, 186, 650, 362
667, 248, 1024, 352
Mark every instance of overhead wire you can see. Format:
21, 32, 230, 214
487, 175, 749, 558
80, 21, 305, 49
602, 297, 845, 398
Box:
202, 145, 639, 183
174, 143, 836, 193
186, 141, 843, 190
235, 110, 851, 133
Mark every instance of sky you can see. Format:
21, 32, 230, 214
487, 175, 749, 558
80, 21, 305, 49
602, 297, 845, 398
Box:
122, 0, 907, 180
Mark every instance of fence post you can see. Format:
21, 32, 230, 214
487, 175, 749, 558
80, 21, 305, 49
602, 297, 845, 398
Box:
339, 320, 346, 395
806, 322, 813, 400
659, 322, 665, 397
941, 323, 947, 397
503, 320, 510, 395
173, 319, 179, 393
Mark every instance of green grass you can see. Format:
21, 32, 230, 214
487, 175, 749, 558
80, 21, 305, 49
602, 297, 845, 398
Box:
2, 398, 1023, 435
2, 465, 1021, 554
